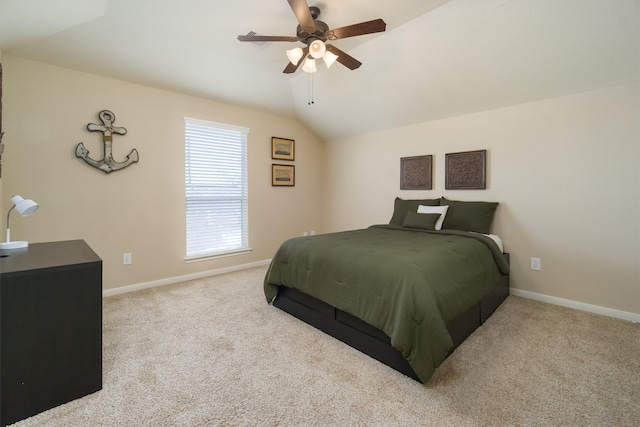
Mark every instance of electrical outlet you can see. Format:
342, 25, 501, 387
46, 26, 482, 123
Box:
310, 230, 315, 235
303, 231, 308, 236
531, 257, 541, 271
123, 253, 132, 265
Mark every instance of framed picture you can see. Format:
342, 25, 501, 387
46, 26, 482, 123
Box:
400, 155, 432, 190
445, 149, 487, 189
272, 137, 294, 161
272, 164, 295, 186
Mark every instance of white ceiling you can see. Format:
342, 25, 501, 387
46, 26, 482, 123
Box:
0, 0, 638, 140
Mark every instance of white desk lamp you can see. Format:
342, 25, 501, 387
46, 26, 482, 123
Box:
0, 195, 39, 249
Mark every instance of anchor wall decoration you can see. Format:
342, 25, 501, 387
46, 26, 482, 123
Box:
75, 110, 139, 173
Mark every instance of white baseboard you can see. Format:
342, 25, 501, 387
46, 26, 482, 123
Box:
103, 266, 639, 324
102, 259, 272, 297
510, 288, 640, 323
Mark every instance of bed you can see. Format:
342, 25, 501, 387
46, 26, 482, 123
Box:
263, 197, 510, 383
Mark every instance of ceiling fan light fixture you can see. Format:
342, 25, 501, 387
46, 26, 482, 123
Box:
286, 47, 304, 65
309, 39, 326, 59
322, 51, 339, 68
238, 4, 386, 75
302, 57, 317, 73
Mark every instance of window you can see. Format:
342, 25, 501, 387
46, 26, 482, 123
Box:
185, 117, 249, 259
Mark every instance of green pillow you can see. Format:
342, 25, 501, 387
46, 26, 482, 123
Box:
389, 197, 441, 225
440, 197, 498, 234
402, 212, 441, 230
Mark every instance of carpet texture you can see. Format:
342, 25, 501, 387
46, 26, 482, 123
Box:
10, 266, 640, 426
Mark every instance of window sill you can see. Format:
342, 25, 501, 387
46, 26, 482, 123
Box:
185, 248, 253, 263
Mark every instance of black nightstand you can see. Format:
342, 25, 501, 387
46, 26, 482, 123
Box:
0, 240, 102, 426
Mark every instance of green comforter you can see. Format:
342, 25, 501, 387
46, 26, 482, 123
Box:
263, 225, 510, 383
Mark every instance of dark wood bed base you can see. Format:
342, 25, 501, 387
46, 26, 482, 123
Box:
272, 254, 510, 382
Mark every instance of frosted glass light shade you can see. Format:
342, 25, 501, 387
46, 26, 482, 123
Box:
309, 40, 326, 59
323, 51, 339, 68
286, 47, 304, 65
302, 58, 317, 73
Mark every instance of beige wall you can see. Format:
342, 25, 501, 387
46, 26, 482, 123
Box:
323, 83, 640, 316
2, 55, 325, 290
3, 55, 638, 317
0, 49, 4, 211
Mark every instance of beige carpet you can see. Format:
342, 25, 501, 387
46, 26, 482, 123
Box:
11, 266, 640, 426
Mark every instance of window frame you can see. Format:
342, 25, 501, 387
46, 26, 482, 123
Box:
184, 117, 250, 261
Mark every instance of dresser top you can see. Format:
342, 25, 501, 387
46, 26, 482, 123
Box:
0, 240, 102, 277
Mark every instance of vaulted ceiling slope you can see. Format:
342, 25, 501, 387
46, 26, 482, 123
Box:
0, 0, 638, 140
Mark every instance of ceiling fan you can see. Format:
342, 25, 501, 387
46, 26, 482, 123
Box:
237, 0, 386, 74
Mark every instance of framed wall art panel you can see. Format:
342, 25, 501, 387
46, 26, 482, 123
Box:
272, 137, 294, 161
400, 155, 432, 190
272, 164, 295, 186
445, 149, 487, 190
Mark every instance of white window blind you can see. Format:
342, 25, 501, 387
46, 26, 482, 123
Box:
185, 118, 249, 259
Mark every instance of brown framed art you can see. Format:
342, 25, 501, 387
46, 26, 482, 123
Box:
445, 149, 487, 190
272, 164, 295, 186
400, 155, 432, 190
272, 137, 295, 161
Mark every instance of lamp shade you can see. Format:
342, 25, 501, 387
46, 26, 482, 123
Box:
302, 57, 317, 73
286, 47, 304, 65
323, 51, 339, 68
309, 40, 326, 59
0, 195, 39, 250
12, 195, 39, 216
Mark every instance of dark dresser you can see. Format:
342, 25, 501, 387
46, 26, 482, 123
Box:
0, 240, 102, 426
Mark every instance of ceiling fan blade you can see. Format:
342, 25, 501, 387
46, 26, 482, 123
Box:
283, 47, 309, 74
325, 19, 386, 40
287, 0, 316, 31
326, 45, 362, 70
237, 34, 299, 42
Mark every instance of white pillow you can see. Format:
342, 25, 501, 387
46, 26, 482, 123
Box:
417, 205, 449, 230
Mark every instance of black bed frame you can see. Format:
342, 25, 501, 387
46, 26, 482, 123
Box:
272, 254, 510, 382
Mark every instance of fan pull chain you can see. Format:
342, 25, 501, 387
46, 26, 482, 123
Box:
308, 72, 314, 106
